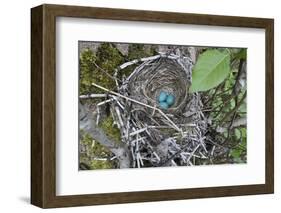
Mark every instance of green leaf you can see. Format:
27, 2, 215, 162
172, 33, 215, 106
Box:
234, 128, 241, 139
230, 149, 241, 159
238, 101, 247, 113
241, 128, 246, 138
190, 49, 231, 92
234, 49, 247, 60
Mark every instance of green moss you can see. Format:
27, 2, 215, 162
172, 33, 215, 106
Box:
99, 116, 121, 143
94, 43, 124, 91
79, 48, 97, 95
96, 43, 124, 69
79, 43, 158, 95
81, 132, 111, 157
90, 160, 113, 169
79, 43, 124, 95
79, 131, 116, 169
127, 44, 156, 60
80, 131, 93, 146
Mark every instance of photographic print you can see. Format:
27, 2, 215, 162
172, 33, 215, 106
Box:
31, 5, 274, 207
79, 42, 247, 170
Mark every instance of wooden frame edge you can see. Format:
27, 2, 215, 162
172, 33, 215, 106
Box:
31, 5, 44, 207
265, 19, 274, 194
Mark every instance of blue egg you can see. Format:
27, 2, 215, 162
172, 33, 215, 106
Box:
158, 91, 168, 103
166, 94, 175, 106
159, 101, 169, 110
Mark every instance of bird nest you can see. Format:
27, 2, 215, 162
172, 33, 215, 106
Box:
128, 57, 191, 114
90, 52, 210, 167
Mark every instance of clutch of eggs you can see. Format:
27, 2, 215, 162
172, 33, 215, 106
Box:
158, 91, 175, 110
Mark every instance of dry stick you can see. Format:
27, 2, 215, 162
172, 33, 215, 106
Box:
92, 82, 182, 133
97, 98, 114, 106
96, 107, 100, 125
115, 106, 124, 128
194, 127, 207, 153
90, 158, 108, 161
118, 55, 161, 70
111, 95, 125, 110
158, 140, 191, 167
80, 94, 108, 99
135, 133, 140, 168
96, 98, 114, 125
148, 124, 196, 129
117, 53, 181, 72
110, 107, 123, 134
129, 127, 148, 136
117, 55, 161, 89
135, 133, 144, 168
171, 160, 177, 166
130, 146, 135, 162
131, 124, 160, 162
131, 136, 146, 144
125, 111, 131, 140
186, 144, 201, 164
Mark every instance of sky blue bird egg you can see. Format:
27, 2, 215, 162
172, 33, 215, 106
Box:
158, 91, 167, 103
166, 94, 175, 106
159, 101, 169, 110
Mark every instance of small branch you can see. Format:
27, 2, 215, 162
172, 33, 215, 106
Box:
80, 94, 108, 99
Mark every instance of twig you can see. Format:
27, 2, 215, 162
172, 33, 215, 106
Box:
185, 144, 201, 164
80, 94, 107, 99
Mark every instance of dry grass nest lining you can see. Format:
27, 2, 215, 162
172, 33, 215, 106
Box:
128, 58, 191, 116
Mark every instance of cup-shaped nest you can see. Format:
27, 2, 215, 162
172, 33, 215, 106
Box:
128, 58, 190, 115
